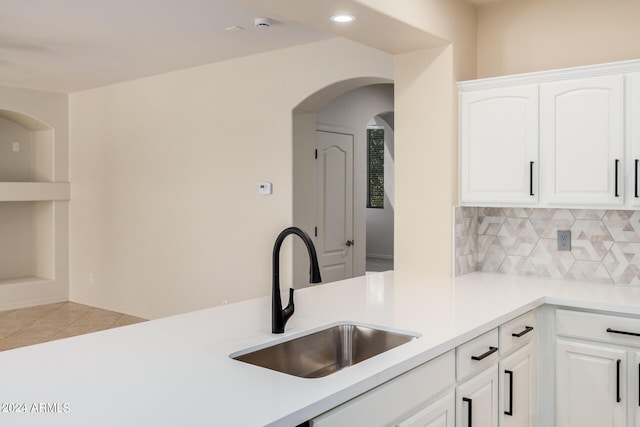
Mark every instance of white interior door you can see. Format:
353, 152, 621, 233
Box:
316, 130, 354, 283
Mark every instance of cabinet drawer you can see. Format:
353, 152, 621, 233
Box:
500, 310, 537, 355
556, 309, 640, 348
457, 328, 499, 381
311, 350, 454, 426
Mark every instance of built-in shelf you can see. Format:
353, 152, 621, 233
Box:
0, 182, 70, 201
0, 102, 69, 311
0, 275, 67, 311
0, 276, 50, 287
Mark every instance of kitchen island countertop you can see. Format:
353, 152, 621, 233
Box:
2, 271, 640, 426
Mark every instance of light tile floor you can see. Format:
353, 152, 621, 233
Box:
366, 256, 394, 272
0, 302, 146, 352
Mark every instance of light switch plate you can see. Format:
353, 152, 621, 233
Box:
12, 142, 20, 152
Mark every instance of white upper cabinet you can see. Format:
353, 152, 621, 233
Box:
628, 72, 640, 207
459, 85, 538, 205
458, 59, 640, 209
540, 75, 624, 207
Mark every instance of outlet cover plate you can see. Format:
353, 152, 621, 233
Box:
557, 230, 571, 251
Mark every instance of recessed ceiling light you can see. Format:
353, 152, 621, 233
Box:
330, 14, 356, 23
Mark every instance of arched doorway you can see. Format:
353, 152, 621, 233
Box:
291, 81, 394, 285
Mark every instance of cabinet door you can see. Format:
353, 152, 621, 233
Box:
556, 340, 626, 427
397, 392, 455, 427
627, 72, 640, 207
311, 351, 454, 427
499, 343, 536, 427
635, 352, 640, 427
540, 75, 624, 206
459, 85, 539, 205
456, 365, 499, 427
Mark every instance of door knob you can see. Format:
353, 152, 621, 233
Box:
345, 240, 354, 247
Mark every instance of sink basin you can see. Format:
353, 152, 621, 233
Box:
231, 323, 419, 378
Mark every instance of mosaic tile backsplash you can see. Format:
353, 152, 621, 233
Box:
454, 207, 640, 285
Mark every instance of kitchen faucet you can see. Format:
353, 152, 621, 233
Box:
272, 227, 322, 334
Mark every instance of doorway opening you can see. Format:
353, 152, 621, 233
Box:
292, 81, 394, 285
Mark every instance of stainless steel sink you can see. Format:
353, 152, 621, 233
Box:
231, 323, 419, 378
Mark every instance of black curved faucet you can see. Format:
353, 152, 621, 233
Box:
272, 227, 322, 334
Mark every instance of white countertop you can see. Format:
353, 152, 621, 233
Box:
2, 271, 640, 426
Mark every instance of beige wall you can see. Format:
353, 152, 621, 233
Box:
357, 0, 477, 81
391, 0, 477, 277
69, 38, 393, 319
477, 0, 640, 78
395, 46, 460, 276
64, 0, 640, 318
0, 118, 32, 182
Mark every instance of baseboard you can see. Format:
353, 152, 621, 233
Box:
366, 254, 393, 260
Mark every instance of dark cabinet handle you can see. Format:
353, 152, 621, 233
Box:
463, 397, 473, 427
471, 346, 498, 361
638, 364, 640, 407
512, 326, 534, 338
615, 159, 620, 197
607, 328, 640, 337
617, 359, 622, 403
529, 161, 534, 196
633, 159, 640, 198
505, 370, 514, 416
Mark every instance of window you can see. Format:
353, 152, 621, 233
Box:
367, 128, 384, 209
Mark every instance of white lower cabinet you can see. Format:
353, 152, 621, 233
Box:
311, 310, 537, 427
499, 343, 536, 427
398, 392, 455, 427
456, 310, 537, 427
554, 308, 640, 427
456, 365, 499, 427
311, 351, 455, 427
635, 352, 640, 427
556, 340, 627, 427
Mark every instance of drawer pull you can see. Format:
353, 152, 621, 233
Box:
617, 359, 622, 403
463, 397, 473, 427
505, 370, 514, 416
471, 346, 498, 361
512, 326, 534, 338
606, 328, 640, 337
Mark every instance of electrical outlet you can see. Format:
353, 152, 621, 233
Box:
557, 230, 571, 251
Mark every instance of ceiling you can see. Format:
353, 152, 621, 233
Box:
0, 0, 447, 94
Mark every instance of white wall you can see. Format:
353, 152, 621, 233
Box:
69, 38, 393, 319
366, 114, 394, 260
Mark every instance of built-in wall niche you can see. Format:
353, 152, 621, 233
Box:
0, 201, 54, 284
0, 92, 68, 310
0, 110, 54, 182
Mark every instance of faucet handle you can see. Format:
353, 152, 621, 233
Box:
283, 288, 295, 321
